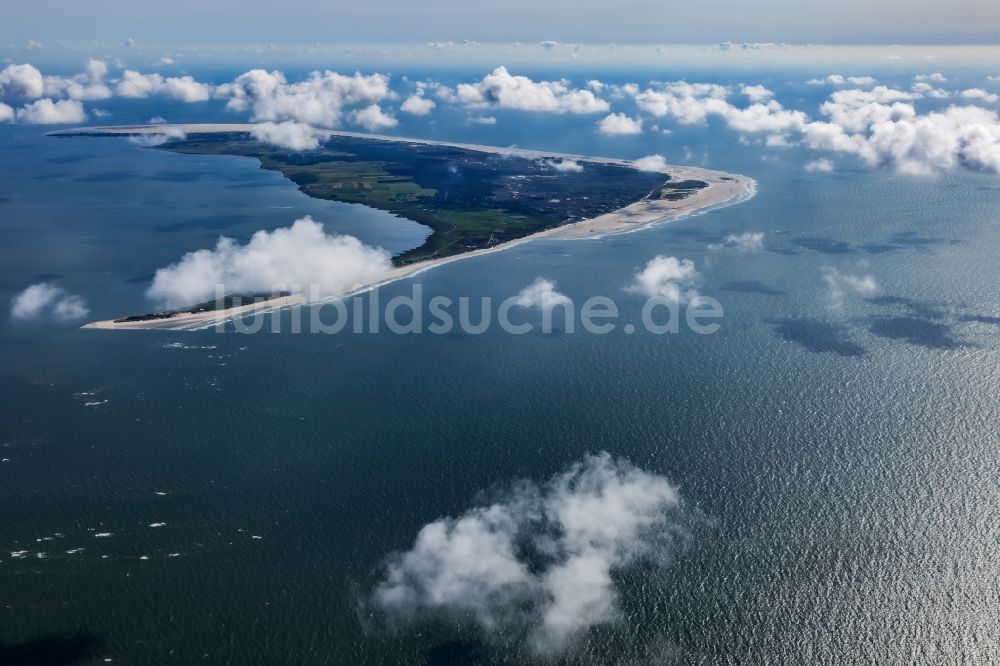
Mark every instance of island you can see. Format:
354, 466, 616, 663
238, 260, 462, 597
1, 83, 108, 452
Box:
50, 125, 755, 329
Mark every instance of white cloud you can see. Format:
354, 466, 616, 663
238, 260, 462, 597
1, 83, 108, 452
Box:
0, 103, 13, 123
912, 82, 952, 98
43, 59, 112, 101
804, 158, 834, 173
598, 112, 642, 135
709, 231, 764, 251
53, 296, 90, 321
15, 98, 86, 124
10, 283, 89, 321
115, 70, 210, 101
514, 278, 572, 312
146, 216, 392, 309
541, 158, 583, 172
915, 73, 948, 83
454, 66, 609, 114
633, 154, 667, 172
741, 84, 773, 102
628, 256, 699, 302
349, 104, 398, 131
635, 81, 729, 123
128, 126, 187, 147
803, 103, 1000, 175
806, 74, 875, 87
399, 92, 435, 115
250, 121, 326, 150
372, 453, 682, 656
823, 267, 878, 307
807, 74, 847, 86
0, 63, 45, 97
960, 88, 999, 103
635, 81, 806, 134
10, 283, 61, 319
468, 115, 497, 125
218, 69, 391, 128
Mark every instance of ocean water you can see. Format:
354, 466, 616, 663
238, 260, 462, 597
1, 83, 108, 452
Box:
1, 68, 999, 664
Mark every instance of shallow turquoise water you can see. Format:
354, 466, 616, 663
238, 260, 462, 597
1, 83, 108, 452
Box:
1, 78, 999, 663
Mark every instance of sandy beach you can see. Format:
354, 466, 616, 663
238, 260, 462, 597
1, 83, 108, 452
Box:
61, 124, 756, 330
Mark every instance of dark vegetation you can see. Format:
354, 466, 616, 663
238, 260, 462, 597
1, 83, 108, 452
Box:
161, 133, 685, 264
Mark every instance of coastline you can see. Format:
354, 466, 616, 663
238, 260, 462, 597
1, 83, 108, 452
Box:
61, 124, 757, 331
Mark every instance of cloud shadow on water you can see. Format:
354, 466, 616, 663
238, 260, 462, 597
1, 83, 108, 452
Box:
866, 295, 946, 320
770, 318, 866, 356
959, 313, 1000, 326
866, 315, 965, 350
424, 640, 494, 665
0, 631, 104, 666
884, 231, 961, 251
721, 280, 786, 296
791, 236, 854, 254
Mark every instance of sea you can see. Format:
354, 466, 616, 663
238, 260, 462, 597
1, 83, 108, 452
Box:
1, 62, 998, 664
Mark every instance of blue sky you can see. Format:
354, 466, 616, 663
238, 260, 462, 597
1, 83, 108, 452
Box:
4, 0, 1000, 46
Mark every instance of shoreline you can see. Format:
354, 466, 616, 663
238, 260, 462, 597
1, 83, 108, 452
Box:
60, 124, 756, 331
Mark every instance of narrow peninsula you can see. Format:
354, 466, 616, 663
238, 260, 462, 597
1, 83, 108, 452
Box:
50, 124, 756, 330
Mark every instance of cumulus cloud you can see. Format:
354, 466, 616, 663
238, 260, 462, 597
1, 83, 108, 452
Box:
804, 158, 834, 173
635, 81, 806, 134
915, 73, 948, 83
598, 112, 642, 135
53, 295, 89, 320
146, 216, 392, 309
42, 59, 112, 101
635, 81, 729, 123
115, 70, 211, 101
631, 77, 1000, 176
628, 256, 699, 302
0, 103, 13, 123
960, 88, 999, 103
10, 283, 89, 321
541, 158, 583, 172
372, 453, 683, 656
823, 267, 878, 307
513, 278, 572, 312
250, 121, 326, 150
468, 115, 497, 125
218, 69, 391, 128
453, 66, 609, 114
399, 92, 435, 116
802, 102, 1000, 175
708, 231, 764, 251
807, 75, 876, 86
128, 126, 186, 147
350, 104, 398, 131
15, 98, 86, 124
911, 82, 952, 98
741, 84, 774, 102
0, 63, 44, 97
632, 154, 667, 172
